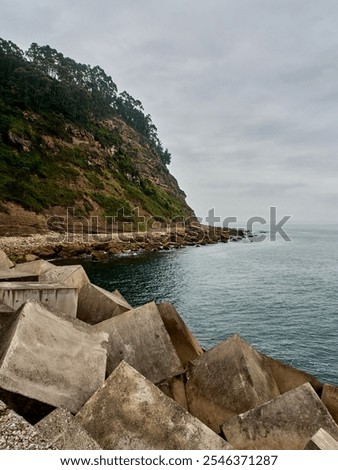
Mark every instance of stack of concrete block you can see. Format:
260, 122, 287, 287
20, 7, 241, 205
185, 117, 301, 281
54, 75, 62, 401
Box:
76, 361, 231, 450
0, 253, 338, 449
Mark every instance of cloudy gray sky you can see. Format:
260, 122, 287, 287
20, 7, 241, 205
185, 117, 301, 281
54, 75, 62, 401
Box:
1, 0, 338, 225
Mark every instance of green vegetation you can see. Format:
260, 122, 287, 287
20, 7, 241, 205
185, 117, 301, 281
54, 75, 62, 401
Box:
0, 37, 190, 221
92, 192, 132, 219
0, 38, 171, 164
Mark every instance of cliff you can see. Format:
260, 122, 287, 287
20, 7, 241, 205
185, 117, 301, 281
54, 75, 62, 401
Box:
0, 108, 194, 236
0, 38, 195, 236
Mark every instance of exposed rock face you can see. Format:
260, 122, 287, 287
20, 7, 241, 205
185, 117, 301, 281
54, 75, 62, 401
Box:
0, 113, 195, 237
76, 361, 231, 450
0, 203, 48, 237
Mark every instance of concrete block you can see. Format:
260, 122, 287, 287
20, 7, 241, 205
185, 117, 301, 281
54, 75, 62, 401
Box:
112, 289, 132, 308
322, 384, 338, 424
0, 249, 14, 270
35, 408, 101, 450
157, 303, 203, 367
222, 383, 338, 450
0, 303, 16, 334
186, 335, 280, 433
77, 283, 131, 324
40, 265, 89, 289
77, 361, 231, 450
0, 281, 78, 318
157, 374, 188, 409
0, 400, 56, 449
262, 353, 323, 394
0, 270, 38, 282
12, 259, 55, 275
305, 428, 338, 450
0, 300, 108, 414
93, 302, 184, 383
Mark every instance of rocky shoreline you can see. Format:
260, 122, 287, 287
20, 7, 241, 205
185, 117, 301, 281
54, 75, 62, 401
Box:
0, 225, 245, 263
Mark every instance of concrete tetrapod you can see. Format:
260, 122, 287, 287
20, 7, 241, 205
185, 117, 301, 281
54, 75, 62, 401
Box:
0, 300, 108, 417
186, 335, 280, 433
76, 361, 232, 450
221, 382, 338, 450
92, 301, 184, 383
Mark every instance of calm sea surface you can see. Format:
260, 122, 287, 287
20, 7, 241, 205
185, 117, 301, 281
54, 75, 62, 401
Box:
68, 225, 338, 385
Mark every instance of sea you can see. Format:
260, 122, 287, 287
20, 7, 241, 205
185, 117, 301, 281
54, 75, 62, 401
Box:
66, 225, 338, 385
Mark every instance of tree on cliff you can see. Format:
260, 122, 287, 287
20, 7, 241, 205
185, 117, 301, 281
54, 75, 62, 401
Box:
0, 37, 171, 165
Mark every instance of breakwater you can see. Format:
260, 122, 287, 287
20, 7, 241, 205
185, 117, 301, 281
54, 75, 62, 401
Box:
0, 249, 338, 450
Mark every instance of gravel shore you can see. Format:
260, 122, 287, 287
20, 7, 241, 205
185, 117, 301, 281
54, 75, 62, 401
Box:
0, 225, 239, 263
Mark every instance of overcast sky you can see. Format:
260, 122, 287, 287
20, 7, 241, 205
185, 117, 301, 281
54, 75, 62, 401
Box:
1, 0, 338, 225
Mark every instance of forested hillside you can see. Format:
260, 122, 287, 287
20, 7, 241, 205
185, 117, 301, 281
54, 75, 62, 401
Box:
0, 38, 194, 234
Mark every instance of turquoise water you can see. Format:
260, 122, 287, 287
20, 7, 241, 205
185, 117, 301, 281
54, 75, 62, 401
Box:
72, 225, 338, 385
